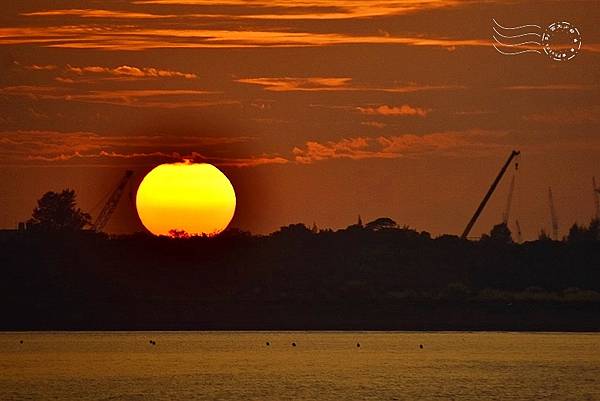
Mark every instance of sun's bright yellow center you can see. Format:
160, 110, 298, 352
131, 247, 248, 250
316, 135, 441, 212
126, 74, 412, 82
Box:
136, 162, 236, 236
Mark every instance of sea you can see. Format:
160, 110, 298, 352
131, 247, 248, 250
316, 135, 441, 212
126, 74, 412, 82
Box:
1, 331, 599, 400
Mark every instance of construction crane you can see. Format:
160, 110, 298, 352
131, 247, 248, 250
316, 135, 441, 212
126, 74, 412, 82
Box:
90, 170, 133, 232
461, 150, 521, 239
548, 187, 559, 241
593, 176, 600, 220
502, 174, 516, 225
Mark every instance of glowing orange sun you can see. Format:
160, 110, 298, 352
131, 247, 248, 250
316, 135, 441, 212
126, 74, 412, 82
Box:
136, 161, 236, 236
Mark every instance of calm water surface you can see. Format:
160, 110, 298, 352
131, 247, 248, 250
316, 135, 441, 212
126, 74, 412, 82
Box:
1, 332, 599, 400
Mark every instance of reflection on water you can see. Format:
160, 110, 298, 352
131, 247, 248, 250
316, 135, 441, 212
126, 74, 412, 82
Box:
1, 332, 599, 400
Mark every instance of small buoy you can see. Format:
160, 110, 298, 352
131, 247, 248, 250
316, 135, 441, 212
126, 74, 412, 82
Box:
356, 343, 360, 348
291, 342, 296, 347
419, 344, 423, 349
266, 342, 270, 346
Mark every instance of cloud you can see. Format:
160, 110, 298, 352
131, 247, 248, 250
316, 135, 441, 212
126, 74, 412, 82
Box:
237, 77, 463, 92
0, 130, 250, 155
0, 86, 234, 109
130, 0, 471, 20
24, 64, 58, 71
0, 26, 493, 51
361, 121, 387, 129
7, 3, 600, 51
25, 151, 288, 168
292, 130, 508, 163
65, 64, 198, 79
20, 62, 198, 80
0, 130, 286, 168
523, 108, 600, 125
503, 84, 598, 91
357, 104, 429, 116
236, 77, 352, 91
22, 9, 174, 19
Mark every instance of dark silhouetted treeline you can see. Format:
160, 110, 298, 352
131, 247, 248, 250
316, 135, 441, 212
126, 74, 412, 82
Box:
1, 219, 599, 331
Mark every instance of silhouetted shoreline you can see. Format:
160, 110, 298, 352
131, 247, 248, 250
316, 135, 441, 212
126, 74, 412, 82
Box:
1, 223, 599, 331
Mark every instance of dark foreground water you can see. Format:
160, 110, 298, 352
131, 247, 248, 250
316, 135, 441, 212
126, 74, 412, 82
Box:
1, 332, 599, 400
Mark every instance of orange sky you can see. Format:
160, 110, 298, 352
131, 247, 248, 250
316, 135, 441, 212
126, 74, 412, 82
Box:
0, 0, 599, 239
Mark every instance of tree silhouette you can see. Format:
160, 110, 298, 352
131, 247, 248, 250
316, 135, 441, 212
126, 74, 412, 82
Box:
365, 217, 397, 231
567, 219, 600, 242
168, 229, 190, 239
481, 222, 512, 244
275, 223, 312, 238
538, 228, 552, 242
27, 189, 91, 232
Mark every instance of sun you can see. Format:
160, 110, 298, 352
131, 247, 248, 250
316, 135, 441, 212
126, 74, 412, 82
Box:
136, 161, 236, 236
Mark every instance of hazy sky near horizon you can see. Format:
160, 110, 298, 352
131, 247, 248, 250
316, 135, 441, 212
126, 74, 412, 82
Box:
1, 0, 599, 238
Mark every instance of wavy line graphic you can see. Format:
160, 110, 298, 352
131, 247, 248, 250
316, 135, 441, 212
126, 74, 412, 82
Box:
492, 44, 541, 55
492, 19, 542, 56
492, 18, 541, 30
492, 36, 541, 48
492, 27, 541, 39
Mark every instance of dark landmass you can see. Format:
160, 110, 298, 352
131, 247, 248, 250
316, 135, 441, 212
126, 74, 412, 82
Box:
1, 222, 599, 331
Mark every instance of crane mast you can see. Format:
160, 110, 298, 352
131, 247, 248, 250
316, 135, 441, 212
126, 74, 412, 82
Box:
461, 150, 521, 239
90, 170, 133, 232
548, 187, 559, 241
502, 174, 516, 225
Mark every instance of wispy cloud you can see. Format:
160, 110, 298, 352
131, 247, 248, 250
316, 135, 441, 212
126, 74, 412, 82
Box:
0, 86, 233, 109
130, 0, 469, 20
19, 62, 198, 80
524, 107, 600, 125
357, 104, 429, 116
237, 77, 463, 92
503, 84, 598, 91
0, 26, 491, 50
24, 64, 58, 71
65, 64, 198, 79
25, 151, 289, 168
292, 130, 508, 163
22, 9, 174, 19
237, 77, 352, 91
6, 2, 600, 52
0, 130, 286, 168
361, 121, 387, 129
0, 130, 249, 155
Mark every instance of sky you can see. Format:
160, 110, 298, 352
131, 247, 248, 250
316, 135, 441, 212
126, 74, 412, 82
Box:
0, 0, 599, 239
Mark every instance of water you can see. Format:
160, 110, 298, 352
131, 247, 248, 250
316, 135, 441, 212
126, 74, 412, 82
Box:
1, 332, 599, 400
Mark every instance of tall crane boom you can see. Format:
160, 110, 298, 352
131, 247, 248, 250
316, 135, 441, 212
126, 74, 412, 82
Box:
502, 174, 516, 225
548, 187, 559, 241
461, 150, 521, 239
91, 170, 133, 232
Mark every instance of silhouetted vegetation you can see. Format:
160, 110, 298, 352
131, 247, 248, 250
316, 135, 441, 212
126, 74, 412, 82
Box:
1, 216, 599, 331
567, 218, 600, 242
481, 222, 513, 244
27, 189, 91, 232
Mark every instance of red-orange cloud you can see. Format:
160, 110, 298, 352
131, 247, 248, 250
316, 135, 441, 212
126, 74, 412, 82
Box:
65, 64, 198, 79
1, 130, 286, 168
237, 77, 463, 92
357, 104, 429, 117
